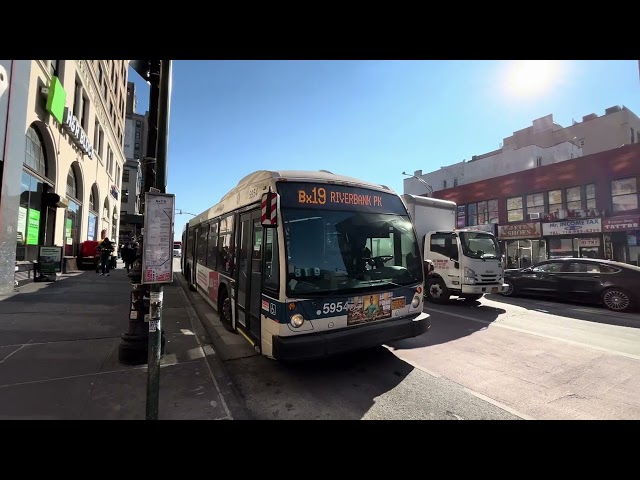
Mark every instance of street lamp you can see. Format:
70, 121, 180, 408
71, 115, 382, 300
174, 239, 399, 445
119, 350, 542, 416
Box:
175, 209, 196, 216
402, 171, 433, 196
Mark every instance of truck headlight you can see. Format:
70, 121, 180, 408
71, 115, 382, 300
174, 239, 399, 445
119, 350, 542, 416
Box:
290, 313, 305, 328
464, 267, 476, 284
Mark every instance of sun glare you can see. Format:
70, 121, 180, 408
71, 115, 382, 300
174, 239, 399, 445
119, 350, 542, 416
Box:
504, 60, 560, 98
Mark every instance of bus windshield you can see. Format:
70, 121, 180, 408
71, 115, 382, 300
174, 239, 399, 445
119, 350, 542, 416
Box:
458, 231, 501, 260
281, 209, 423, 297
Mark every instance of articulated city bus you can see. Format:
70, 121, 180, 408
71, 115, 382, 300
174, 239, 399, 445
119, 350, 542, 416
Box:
182, 170, 430, 361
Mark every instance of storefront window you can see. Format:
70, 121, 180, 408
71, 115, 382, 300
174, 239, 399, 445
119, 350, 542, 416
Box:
88, 189, 98, 241
65, 167, 81, 257
507, 196, 523, 222
17, 171, 44, 261
505, 239, 547, 269
549, 238, 577, 258
611, 177, 638, 213
112, 211, 117, 240
65, 200, 81, 256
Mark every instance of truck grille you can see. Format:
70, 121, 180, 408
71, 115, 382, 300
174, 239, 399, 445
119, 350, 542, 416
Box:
475, 274, 500, 285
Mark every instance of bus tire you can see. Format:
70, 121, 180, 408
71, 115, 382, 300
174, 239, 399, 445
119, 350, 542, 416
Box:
219, 288, 236, 333
186, 266, 197, 291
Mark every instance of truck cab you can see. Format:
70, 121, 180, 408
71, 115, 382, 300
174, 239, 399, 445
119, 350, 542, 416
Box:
402, 194, 508, 303
424, 228, 507, 302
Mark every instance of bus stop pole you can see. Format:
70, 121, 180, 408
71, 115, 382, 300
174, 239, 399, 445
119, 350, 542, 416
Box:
146, 59, 172, 420
118, 60, 162, 368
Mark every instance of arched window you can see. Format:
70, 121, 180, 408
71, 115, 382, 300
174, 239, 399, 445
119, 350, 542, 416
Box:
65, 166, 82, 257
112, 209, 117, 241
67, 167, 78, 200
19, 125, 54, 262
87, 185, 99, 241
24, 126, 46, 176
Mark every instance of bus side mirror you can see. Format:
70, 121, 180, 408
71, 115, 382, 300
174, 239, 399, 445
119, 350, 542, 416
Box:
261, 192, 279, 228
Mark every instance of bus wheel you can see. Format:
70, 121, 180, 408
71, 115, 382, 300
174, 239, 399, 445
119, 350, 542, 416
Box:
219, 290, 236, 333
428, 277, 450, 304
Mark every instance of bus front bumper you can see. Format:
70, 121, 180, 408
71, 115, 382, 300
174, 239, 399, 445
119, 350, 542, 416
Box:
271, 312, 430, 362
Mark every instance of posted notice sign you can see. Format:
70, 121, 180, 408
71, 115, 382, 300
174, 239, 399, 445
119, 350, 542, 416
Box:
142, 192, 175, 284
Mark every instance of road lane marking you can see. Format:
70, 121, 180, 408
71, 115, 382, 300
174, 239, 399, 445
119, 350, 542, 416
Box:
425, 307, 640, 361
463, 388, 534, 420
385, 346, 529, 419
178, 284, 233, 420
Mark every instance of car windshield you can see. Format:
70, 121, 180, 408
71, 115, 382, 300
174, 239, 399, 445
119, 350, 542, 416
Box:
459, 231, 501, 259
281, 208, 423, 297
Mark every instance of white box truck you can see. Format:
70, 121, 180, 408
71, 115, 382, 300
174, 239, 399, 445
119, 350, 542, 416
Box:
402, 194, 508, 303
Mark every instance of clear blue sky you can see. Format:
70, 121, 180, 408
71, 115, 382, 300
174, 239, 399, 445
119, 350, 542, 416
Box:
128, 60, 640, 235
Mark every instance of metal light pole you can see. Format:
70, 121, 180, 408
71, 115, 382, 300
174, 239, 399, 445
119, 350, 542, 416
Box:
402, 171, 433, 196
145, 59, 172, 421
175, 209, 196, 216
118, 59, 172, 421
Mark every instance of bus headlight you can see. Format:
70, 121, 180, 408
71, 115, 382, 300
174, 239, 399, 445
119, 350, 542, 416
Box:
290, 313, 305, 328
411, 294, 421, 308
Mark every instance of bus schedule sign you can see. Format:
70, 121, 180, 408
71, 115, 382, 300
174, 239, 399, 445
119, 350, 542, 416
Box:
277, 182, 406, 214
142, 192, 175, 284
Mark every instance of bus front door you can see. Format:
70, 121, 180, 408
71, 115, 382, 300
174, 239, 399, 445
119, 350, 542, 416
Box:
237, 210, 263, 346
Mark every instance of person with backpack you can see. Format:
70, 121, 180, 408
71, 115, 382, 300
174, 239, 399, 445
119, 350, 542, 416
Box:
99, 237, 115, 276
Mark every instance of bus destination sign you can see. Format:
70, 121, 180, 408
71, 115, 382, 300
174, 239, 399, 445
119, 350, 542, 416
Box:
277, 182, 406, 214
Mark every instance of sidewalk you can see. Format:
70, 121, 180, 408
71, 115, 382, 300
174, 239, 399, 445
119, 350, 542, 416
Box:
0, 262, 247, 420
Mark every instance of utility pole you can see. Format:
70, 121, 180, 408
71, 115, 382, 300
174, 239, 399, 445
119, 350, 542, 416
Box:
118, 60, 173, 421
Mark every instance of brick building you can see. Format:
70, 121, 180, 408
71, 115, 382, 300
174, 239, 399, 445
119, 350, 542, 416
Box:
431, 145, 640, 268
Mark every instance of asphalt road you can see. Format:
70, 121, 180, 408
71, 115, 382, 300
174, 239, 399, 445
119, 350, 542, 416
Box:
175, 258, 640, 420
394, 294, 640, 420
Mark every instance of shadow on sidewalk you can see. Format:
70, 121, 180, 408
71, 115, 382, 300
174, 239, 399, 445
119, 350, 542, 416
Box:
0, 267, 234, 420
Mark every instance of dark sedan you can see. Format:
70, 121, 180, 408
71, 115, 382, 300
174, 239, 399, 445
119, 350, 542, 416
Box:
501, 257, 640, 313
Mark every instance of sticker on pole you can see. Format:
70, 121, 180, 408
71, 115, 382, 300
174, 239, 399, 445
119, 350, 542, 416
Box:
149, 320, 159, 332
142, 192, 175, 285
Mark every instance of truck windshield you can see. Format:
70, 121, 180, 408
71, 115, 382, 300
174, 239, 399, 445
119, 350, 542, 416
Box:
459, 231, 501, 260
282, 209, 423, 297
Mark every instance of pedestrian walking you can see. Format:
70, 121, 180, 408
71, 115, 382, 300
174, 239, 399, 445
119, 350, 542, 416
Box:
99, 237, 115, 276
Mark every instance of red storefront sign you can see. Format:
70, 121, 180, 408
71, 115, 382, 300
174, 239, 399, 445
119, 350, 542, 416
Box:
498, 222, 541, 239
603, 216, 640, 232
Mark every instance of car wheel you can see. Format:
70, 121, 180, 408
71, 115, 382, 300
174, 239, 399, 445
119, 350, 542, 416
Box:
601, 288, 633, 312
501, 280, 515, 297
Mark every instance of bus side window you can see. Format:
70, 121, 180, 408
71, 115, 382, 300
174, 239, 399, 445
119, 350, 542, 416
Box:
196, 226, 208, 265
264, 228, 280, 292
206, 222, 218, 270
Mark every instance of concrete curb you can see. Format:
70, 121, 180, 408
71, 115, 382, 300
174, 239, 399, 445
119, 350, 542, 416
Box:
174, 272, 252, 420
